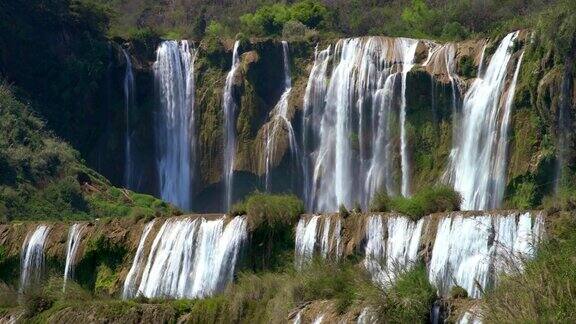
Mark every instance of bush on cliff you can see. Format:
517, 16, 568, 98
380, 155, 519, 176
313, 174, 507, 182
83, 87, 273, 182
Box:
231, 192, 304, 270
370, 185, 461, 220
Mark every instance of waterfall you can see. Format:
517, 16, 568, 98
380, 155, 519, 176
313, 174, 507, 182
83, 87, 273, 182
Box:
428, 211, 544, 298
397, 39, 419, 197
131, 215, 247, 299
451, 32, 523, 210
122, 48, 137, 190
303, 37, 420, 212
294, 215, 341, 269
63, 223, 87, 291
357, 307, 376, 324
122, 220, 155, 299
154, 40, 197, 210
20, 225, 51, 292
263, 41, 300, 191
312, 314, 325, 324
223, 40, 241, 211
302, 45, 331, 210
363, 215, 424, 286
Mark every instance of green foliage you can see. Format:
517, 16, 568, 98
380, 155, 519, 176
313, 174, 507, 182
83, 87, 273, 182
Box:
482, 212, 576, 322
240, 0, 329, 37
206, 21, 227, 39
338, 204, 350, 218
458, 56, 478, 79
370, 186, 461, 220
401, 0, 443, 39
373, 264, 436, 323
234, 192, 304, 228
94, 264, 118, 297
450, 285, 469, 299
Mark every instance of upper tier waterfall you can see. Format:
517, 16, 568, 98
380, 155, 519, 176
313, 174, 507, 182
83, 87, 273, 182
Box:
20, 225, 51, 292
154, 40, 197, 211
302, 37, 419, 212
122, 48, 137, 191
263, 41, 300, 192
451, 31, 524, 210
223, 40, 241, 211
123, 215, 247, 299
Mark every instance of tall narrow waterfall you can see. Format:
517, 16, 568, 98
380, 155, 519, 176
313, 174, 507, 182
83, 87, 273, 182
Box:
303, 37, 419, 212
20, 225, 51, 292
398, 39, 419, 197
122, 220, 155, 299
294, 215, 341, 269
263, 41, 299, 191
363, 215, 424, 286
302, 46, 331, 209
122, 48, 137, 190
223, 41, 241, 211
125, 215, 247, 299
154, 40, 196, 210
63, 223, 87, 291
428, 211, 544, 298
451, 32, 524, 210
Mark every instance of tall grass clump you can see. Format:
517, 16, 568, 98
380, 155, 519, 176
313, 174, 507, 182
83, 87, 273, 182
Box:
370, 186, 461, 220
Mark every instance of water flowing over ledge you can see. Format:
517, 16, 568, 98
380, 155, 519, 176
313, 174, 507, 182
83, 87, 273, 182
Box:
294, 210, 545, 298
20, 225, 50, 293
154, 40, 197, 211
127, 215, 247, 299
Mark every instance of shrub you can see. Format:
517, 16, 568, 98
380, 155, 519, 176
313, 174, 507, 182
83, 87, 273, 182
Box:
373, 264, 436, 323
338, 204, 350, 218
236, 192, 304, 228
369, 191, 391, 212
282, 20, 310, 39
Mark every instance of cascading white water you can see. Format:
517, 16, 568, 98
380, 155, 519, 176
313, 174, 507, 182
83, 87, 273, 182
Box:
357, 307, 376, 324
302, 45, 331, 210
20, 225, 51, 292
263, 41, 300, 191
154, 40, 196, 210
122, 220, 155, 299
130, 215, 247, 299
223, 40, 241, 211
451, 32, 523, 210
303, 37, 420, 212
428, 211, 544, 298
294, 215, 341, 269
397, 39, 419, 197
363, 215, 424, 286
122, 48, 137, 190
312, 314, 325, 324
63, 223, 87, 291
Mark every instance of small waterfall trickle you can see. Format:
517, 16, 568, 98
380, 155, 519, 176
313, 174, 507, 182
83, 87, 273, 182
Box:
363, 215, 424, 286
129, 215, 247, 299
263, 41, 300, 191
122, 220, 155, 299
451, 32, 524, 210
63, 223, 87, 291
20, 225, 51, 292
312, 314, 325, 324
223, 40, 241, 211
154, 40, 197, 211
122, 48, 137, 190
428, 211, 544, 298
294, 215, 341, 269
303, 37, 421, 212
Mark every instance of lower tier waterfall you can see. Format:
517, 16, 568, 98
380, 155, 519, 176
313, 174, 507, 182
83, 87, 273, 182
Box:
125, 215, 247, 299
63, 223, 88, 291
20, 225, 51, 292
294, 211, 544, 298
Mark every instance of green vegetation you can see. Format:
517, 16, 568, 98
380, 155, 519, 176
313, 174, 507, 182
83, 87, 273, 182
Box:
231, 192, 304, 270
481, 212, 576, 322
370, 186, 461, 220
0, 84, 177, 221
371, 264, 436, 323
